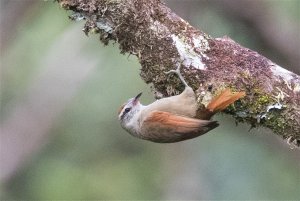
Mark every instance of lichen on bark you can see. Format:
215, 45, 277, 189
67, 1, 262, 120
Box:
57, 0, 300, 147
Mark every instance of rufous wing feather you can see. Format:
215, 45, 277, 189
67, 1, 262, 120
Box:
141, 111, 219, 143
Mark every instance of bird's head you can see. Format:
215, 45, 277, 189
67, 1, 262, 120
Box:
118, 92, 143, 126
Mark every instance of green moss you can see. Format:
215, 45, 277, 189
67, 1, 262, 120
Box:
264, 113, 288, 134
225, 87, 286, 132
248, 94, 274, 114
258, 95, 271, 104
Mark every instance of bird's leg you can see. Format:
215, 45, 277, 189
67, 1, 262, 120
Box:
165, 62, 188, 87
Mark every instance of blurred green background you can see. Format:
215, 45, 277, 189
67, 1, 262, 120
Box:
1, 0, 299, 200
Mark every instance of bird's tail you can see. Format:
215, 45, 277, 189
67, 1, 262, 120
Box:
198, 88, 245, 119
207, 88, 245, 113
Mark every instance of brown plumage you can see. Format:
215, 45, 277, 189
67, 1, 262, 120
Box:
207, 89, 246, 113
141, 111, 219, 143
118, 66, 245, 143
198, 89, 246, 120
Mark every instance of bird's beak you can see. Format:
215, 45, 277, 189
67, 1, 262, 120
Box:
133, 92, 142, 104
134, 92, 142, 100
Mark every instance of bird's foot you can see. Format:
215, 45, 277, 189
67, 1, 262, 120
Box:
164, 63, 188, 87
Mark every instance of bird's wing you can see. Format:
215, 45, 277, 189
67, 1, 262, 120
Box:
141, 111, 219, 143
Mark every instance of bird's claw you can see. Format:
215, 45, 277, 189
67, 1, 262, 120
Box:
164, 69, 177, 75
164, 64, 188, 87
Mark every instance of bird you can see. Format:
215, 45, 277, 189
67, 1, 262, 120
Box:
118, 66, 245, 143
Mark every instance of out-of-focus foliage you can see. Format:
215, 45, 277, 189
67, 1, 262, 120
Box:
1, 0, 299, 200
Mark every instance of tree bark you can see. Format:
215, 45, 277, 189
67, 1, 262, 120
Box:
211, 0, 300, 74
57, 0, 300, 147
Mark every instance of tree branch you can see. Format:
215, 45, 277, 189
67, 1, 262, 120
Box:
57, 0, 300, 147
211, 0, 300, 74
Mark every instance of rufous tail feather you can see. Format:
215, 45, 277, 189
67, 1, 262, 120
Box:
207, 88, 245, 113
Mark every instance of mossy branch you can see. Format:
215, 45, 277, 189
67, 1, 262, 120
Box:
57, 0, 300, 147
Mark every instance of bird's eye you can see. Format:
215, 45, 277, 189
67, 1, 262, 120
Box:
124, 108, 131, 113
